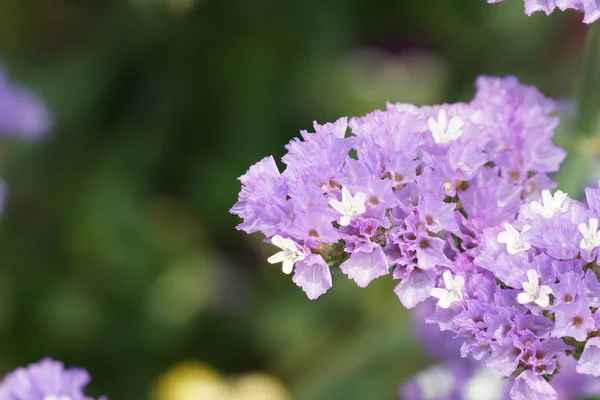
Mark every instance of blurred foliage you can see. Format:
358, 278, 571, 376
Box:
0, 0, 590, 399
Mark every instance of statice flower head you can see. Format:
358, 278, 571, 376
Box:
232, 76, 564, 305
487, 0, 600, 24
401, 356, 600, 400
416, 184, 600, 398
0, 358, 106, 400
405, 310, 600, 400
0, 65, 51, 140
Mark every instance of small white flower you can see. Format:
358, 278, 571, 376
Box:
497, 223, 531, 255
517, 269, 552, 308
415, 365, 455, 400
529, 189, 569, 219
267, 235, 305, 274
579, 218, 600, 252
428, 109, 464, 144
328, 186, 366, 226
430, 271, 465, 309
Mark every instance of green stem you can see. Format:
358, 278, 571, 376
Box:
556, 23, 600, 196
577, 23, 600, 136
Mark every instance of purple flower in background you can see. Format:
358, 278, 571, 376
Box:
400, 362, 467, 400
412, 300, 463, 360
401, 361, 510, 400
487, 0, 600, 24
0, 358, 105, 400
0, 66, 51, 140
401, 353, 600, 400
554, 353, 600, 398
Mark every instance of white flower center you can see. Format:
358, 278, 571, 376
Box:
430, 271, 465, 309
267, 235, 305, 274
415, 365, 455, 400
497, 223, 531, 255
328, 186, 367, 226
516, 269, 552, 308
529, 189, 569, 219
43, 396, 72, 400
428, 109, 464, 144
579, 218, 600, 252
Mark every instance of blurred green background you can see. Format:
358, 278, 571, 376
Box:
0, 0, 589, 399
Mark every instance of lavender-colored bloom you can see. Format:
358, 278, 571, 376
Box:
509, 371, 557, 400
291, 254, 332, 300
394, 268, 436, 309
577, 336, 600, 377
340, 242, 389, 287
231, 156, 291, 237
232, 76, 564, 301
487, 0, 600, 24
0, 66, 51, 139
552, 300, 594, 341
0, 358, 105, 400
584, 269, 600, 307
549, 270, 585, 307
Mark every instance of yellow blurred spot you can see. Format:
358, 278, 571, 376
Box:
151, 361, 229, 400
152, 362, 293, 400
229, 373, 292, 400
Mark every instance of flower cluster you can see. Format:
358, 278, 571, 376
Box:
0, 358, 106, 400
400, 353, 600, 400
487, 0, 600, 24
231, 76, 564, 306
421, 185, 600, 398
404, 301, 600, 400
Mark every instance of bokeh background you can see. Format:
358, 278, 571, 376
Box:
0, 1, 591, 399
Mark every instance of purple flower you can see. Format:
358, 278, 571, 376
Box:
0, 358, 105, 400
417, 196, 459, 234
488, 0, 600, 24
0, 66, 51, 139
549, 270, 585, 307
577, 336, 600, 377
231, 156, 292, 237
552, 300, 594, 341
292, 254, 332, 300
509, 370, 557, 400
394, 268, 436, 309
340, 242, 389, 287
